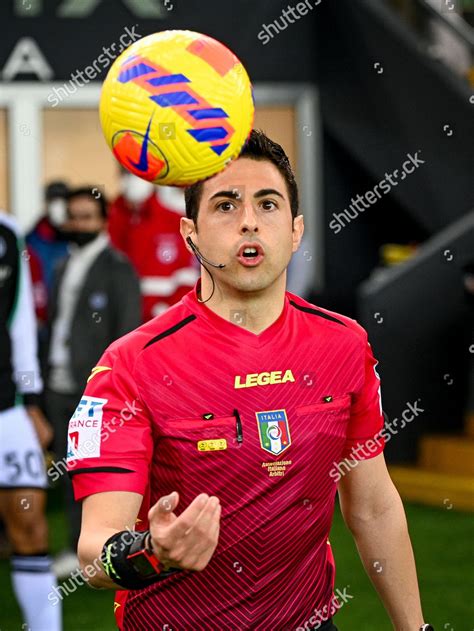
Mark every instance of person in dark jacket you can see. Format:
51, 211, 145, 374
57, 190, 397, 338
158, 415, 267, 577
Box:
45, 187, 141, 577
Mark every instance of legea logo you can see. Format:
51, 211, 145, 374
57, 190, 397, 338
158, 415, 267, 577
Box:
234, 369, 295, 389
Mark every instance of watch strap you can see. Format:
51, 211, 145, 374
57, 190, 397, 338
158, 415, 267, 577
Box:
101, 529, 180, 590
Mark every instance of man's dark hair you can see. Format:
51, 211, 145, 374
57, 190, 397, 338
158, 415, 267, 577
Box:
68, 187, 108, 219
45, 180, 69, 201
184, 129, 299, 228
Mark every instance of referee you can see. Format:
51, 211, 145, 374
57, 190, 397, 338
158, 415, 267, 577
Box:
68, 130, 433, 631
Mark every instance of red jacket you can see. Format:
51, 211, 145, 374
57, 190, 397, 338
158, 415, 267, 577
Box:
108, 191, 199, 322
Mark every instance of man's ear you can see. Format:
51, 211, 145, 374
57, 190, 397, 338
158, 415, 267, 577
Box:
292, 214, 304, 253
180, 217, 197, 253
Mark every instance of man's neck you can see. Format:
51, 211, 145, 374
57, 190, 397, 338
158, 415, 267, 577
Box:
198, 275, 286, 335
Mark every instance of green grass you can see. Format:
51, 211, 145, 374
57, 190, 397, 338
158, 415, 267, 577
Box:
330, 502, 474, 630
1, 494, 473, 630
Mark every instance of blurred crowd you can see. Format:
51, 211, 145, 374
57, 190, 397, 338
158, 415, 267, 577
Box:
28, 174, 199, 328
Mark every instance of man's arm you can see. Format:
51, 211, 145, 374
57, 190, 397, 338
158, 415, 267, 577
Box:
337, 452, 425, 631
79, 490, 143, 589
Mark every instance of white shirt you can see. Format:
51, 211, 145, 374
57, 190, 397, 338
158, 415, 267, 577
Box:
48, 233, 109, 393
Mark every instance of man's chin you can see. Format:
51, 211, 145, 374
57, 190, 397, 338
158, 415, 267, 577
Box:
230, 272, 276, 295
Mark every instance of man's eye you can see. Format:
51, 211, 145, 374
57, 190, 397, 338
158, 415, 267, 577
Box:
261, 200, 277, 211
217, 201, 235, 212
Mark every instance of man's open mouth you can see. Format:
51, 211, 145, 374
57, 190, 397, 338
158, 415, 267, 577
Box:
237, 242, 265, 266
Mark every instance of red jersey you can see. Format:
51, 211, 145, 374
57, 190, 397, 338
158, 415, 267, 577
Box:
108, 192, 198, 321
67, 279, 385, 630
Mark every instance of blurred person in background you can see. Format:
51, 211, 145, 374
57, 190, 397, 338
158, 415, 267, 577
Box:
26, 181, 70, 295
0, 211, 62, 630
108, 170, 199, 321
45, 187, 141, 578
27, 182, 70, 340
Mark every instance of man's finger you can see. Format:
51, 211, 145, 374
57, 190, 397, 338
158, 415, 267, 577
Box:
203, 502, 221, 546
187, 502, 222, 567
166, 493, 211, 538
148, 491, 180, 525
189, 496, 221, 537
169, 496, 220, 557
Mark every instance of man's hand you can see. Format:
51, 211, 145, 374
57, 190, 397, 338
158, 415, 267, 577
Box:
148, 491, 221, 572
26, 405, 54, 449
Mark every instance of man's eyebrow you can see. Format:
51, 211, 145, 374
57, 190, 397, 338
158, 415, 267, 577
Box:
254, 188, 284, 200
209, 189, 242, 201
208, 188, 285, 201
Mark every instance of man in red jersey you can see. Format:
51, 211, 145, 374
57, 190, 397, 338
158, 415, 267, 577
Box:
67, 131, 433, 631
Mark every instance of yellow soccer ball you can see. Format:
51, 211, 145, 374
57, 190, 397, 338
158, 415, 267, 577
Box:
100, 30, 254, 186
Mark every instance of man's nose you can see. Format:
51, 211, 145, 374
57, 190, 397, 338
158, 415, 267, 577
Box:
239, 203, 259, 231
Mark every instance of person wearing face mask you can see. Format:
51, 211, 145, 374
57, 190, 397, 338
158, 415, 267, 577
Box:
108, 170, 199, 321
45, 187, 141, 578
26, 181, 70, 295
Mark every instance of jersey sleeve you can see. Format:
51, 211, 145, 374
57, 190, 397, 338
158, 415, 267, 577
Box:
66, 345, 153, 501
341, 336, 385, 461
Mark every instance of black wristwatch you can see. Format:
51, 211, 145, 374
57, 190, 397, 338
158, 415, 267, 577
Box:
126, 531, 164, 578
126, 531, 180, 581
420, 625, 434, 631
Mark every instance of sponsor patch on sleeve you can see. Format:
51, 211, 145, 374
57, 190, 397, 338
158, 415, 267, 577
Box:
67, 396, 108, 461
